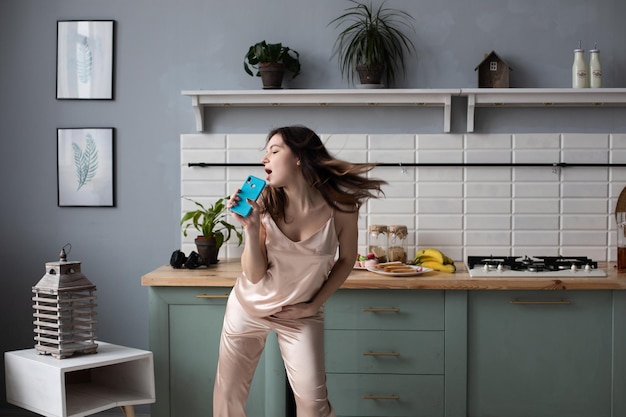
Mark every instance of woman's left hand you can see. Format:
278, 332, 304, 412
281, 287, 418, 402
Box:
272, 303, 317, 319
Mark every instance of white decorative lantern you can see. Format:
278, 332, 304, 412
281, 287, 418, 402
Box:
32, 245, 98, 358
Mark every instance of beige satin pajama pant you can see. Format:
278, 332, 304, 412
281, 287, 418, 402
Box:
213, 293, 336, 417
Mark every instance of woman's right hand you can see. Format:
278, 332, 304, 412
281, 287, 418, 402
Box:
228, 191, 261, 232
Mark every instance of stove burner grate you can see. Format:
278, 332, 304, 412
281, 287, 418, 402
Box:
467, 255, 599, 272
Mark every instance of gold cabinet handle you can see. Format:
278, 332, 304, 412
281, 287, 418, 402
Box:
363, 394, 400, 400
363, 351, 400, 357
362, 307, 400, 313
509, 299, 571, 305
196, 294, 230, 299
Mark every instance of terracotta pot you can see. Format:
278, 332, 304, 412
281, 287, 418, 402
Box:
194, 236, 219, 265
258, 62, 285, 89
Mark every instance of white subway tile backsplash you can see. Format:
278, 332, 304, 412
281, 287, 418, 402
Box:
611, 134, 626, 149
561, 149, 609, 163
513, 149, 560, 164
322, 134, 367, 149
418, 198, 463, 214
417, 215, 463, 230
369, 134, 415, 149
561, 231, 608, 246
417, 134, 463, 149
465, 231, 511, 246
417, 150, 464, 164
465, 215, 511, 230
561, 198, 608, 214
466, 167, 511, 182
513, 231, 559, 246
513, 199, 560, 214
561, 215, 608, 230
561, 182, 608, 198
513, 133, 560, 149
465, 134, 512, 149
465, 199, 511, 214
419, 182, 464, 198
513, 182, 559, 198
562, 133, 609, 148
465, 183, 511, 198
181, 132, 621, 262
513, 215, 559, 230
465, 150, 512, 164
417, 167, 463, 181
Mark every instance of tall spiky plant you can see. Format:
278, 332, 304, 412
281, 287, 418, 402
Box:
329, 0, 416, 86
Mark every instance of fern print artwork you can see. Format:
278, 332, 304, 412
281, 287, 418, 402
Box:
56, 20, 114, 99
58, 128, 114, 207
72, 133, 99, 190
76, 36, 93, 85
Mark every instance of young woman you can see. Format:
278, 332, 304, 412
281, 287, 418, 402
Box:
213, 125, 385, 417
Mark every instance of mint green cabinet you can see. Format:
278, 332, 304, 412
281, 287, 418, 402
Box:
324, 290, 449, 417
467, 290, 626, 417
148, 287, 285, 417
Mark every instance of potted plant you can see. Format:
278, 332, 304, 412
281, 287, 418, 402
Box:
180, 197, 243, 265
244, 40, 301, 89
329, 0, 416, 87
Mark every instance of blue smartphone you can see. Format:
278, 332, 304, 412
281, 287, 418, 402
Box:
230, 175, 266, 217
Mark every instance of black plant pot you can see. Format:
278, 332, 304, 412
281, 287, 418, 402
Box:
356, 64, 384, 86
195, 237, 219, 265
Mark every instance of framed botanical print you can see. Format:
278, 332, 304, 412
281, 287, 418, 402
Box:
56, 20, 115, 100
57, 128, 115, 207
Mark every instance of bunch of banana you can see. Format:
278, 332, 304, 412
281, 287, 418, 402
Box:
413, 248, 456, 273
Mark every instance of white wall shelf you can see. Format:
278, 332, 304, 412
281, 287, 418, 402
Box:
464, 88, 626, 132
182, 89, 459, 133
182, 88, 626, 133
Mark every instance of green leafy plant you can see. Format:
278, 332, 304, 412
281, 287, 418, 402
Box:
329, 0, 416, 86
180, 197, 243, 250
244, 40, 301, 78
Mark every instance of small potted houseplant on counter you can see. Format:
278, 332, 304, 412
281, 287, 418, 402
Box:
244, 40, 301, 89
329, 0, 416, 87
180, 197, 243, 265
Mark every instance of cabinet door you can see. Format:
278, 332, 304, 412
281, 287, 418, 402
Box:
149, 287, 282, 417
467, 290, 612, 417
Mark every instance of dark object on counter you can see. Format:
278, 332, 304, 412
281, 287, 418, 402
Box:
170, 250, 204, 269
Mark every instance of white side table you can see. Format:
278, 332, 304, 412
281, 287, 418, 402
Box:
5, 341, 155, 417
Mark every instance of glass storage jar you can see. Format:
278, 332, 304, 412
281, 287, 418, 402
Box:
388, 225, 408, 263
368, 225, 388, 263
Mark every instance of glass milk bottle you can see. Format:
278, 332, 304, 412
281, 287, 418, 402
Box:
589, 45, 602, 88
368, 225, 388, 263
387, 225, 408, 263
572, 42, 588, 88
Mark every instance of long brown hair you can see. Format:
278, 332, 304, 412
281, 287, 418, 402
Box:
261, 125, 386, 221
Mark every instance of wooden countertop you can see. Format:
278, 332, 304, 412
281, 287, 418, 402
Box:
142, 260, 626, 290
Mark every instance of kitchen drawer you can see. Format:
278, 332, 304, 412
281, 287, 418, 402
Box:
327, 374, 444, 417
325, 330, 444, 374
325, 290, 444, 330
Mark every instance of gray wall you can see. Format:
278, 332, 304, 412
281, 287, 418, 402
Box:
1, 0, 625, 412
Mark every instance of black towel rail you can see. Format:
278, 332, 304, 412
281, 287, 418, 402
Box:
188, 162, 626, 168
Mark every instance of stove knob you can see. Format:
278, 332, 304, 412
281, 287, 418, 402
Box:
483, 263, 489, 271
571, 264, 577, 272
497, 263, 504, 272
585, 264, 592, 271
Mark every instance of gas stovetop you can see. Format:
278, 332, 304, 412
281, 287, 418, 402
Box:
466, 255, 607, 278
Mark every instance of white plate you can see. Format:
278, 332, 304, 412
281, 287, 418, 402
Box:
353, 266, 367, 270
366, 265, 433, 277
